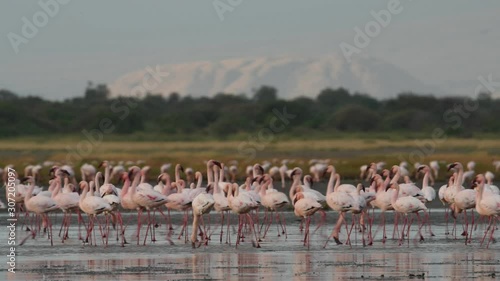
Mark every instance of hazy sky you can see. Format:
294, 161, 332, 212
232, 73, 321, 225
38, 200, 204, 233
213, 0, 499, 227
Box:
1, 0, 499, 99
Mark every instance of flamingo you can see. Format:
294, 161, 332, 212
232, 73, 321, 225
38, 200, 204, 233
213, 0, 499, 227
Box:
430, 160, 440, 182
366, 173, 396, 244
389, 182, 427, 246
190, 190, 215, 247
119, 168, 143, 244
165, 178, 192, 242
130, 169, 169, 245
472, 174, 500, 248
78, 181, 112, 246
325, 166, 355, 246
259, 175, 290, 239
293, 192, 322, 249
51, 169, 81, 242
439, 174, 456, 235
446, 162, 467, 236
227, 181, 260, 248
20, 176, 59, 246
228, 165, 238, 183
212, 162, 231, 243
484, 171, 499, 195
80, 163, 96, 182
390, 165, 424, 199
493, 160, 500, 172
417, 165, 437, 236
453, 185, 476, 244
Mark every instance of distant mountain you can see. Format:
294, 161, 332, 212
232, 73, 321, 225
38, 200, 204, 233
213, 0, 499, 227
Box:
108, 54, 441, 99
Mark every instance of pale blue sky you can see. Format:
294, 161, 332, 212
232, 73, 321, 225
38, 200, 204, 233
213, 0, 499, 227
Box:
1, 0, 499, 99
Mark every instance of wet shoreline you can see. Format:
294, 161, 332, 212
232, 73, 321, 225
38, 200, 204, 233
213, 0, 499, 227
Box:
1, 209, 498, 280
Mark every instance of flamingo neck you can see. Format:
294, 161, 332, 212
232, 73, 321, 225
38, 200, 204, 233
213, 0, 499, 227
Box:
25, 180, 35, 202
130, 174, 140, 196
476, 183, 483, 203
80, 185, 88, 203
326, 170, 335, 195
213, 167, 220, 194
422, 170, 429, 188
289, 177, 300, 200
121, 178, 131, 198
390, 169, 400, 184
456, 165, 464, 186
94, 173, 101, 191
196, 174, 202, 188
52, 181, 61, 198
219, 166, 225, 182
334, 174, 341, 192
391, 185, 399, 205
175, 165, 181, 183
206, 162, 213, 184
104, 164, 110, 184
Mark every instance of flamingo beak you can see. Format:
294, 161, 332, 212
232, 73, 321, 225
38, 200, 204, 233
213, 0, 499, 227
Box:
447, 164, 456, 172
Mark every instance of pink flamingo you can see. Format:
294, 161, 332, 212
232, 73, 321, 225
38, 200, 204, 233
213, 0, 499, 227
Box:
227, 181, 260, 248
260, 174, 290, 239
51, 169, 81, 242
390, 182, 427, 246
20, 176, 59, 246
472, 174, 500, 248
129, 168, 169, 245
79, 181, 112, 246
293, 192, 322, 249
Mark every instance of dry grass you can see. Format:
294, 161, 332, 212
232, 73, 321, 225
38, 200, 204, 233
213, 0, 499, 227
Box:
1, 138, 499, 180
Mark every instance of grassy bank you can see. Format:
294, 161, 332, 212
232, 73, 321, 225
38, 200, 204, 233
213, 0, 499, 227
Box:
1, 136, 499, 181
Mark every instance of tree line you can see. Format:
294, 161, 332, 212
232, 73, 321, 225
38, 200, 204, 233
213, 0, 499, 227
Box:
0, 84, 498, 138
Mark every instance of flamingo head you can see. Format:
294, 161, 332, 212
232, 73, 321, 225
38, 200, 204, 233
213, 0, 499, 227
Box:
127, 166, 141, 180
304, 175, 313, 186
212, 160, 222, 169
390, 165, 399, 177
471, 174, 485, 188
79, 181, 88, 191
21, 176, 33, 184
253, 164, 264, 175
98, 160, 108, 168
357, 183, 365, 193
326, 165, 335, 173
49, 165, 59, 176
386, 182, 397, 191
447, 162, 462, 172
417, 165, 430, 173
293, 192, 305, 205
290, 167, 303, 178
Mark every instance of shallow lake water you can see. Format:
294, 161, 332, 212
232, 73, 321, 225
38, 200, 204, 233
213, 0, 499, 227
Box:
1, 208, 498, 281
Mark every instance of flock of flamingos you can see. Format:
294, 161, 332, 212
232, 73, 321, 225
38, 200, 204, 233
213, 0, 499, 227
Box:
3, 159, 500, 249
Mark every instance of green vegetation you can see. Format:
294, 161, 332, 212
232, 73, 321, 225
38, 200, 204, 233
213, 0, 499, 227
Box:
1, 84, 499, 139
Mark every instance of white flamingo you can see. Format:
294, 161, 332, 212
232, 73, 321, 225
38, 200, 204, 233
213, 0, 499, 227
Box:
472, 174, 500, 248
227, 182, 260, 248
52, 169, 80, 242
78, 181, 112, 246
389, 182, 427, 246
484, 171, 499, 195
259, 175, 290, 239
293, 191, 322, 249
130, 169, 169, 245
20, 176, 59, 246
